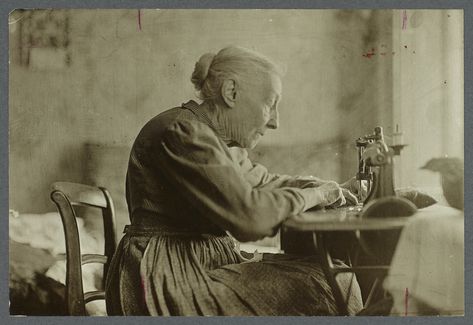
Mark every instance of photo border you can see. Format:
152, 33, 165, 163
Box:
1, 1, 471, 324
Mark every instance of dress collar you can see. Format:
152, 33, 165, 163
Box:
181, 100, 237, 146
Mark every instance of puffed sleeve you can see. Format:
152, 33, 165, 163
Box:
154, 120, 325, 242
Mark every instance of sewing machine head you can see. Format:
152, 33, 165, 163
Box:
355, 126, 418, 263
356, 126, 406, 204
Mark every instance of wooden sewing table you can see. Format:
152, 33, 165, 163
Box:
281, 205, 415, 315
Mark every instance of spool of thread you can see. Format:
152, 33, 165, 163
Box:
392, 124, 404, 146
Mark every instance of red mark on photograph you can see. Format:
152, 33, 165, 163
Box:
362, 48, 376, 58
402, 10, 408, 30
141, 276, 146, 304
138, 9, 142, 31
404, 287, 409, 316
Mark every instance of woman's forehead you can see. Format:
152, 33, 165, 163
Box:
264, 74, 282, 98
239, 73, 282, 98
270, 75, 282, 94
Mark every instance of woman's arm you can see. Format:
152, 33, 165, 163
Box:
228, 147, 358, 204
227, 147, 330, 190
153, 120, 344, 242
246, 163, 330, 190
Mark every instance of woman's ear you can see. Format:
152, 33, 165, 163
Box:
221, 79, 237, 108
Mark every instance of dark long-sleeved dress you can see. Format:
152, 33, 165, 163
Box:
105, 100, 363, 316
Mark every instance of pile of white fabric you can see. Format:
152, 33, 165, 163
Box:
9, 209, 106, 315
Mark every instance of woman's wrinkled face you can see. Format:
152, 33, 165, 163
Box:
232, 73, 282, 149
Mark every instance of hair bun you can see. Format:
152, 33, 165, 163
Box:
191, 53, 215, 90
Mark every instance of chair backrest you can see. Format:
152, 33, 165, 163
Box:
50, 181, 117, 316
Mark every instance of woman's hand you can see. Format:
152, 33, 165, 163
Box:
301, 180, 359, 211
314, 181, 358, 208
340, 177, 368, 199
340, 187, 359, 206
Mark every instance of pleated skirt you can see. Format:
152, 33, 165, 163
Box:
105, 232, 363, 316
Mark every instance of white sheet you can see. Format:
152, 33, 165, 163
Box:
383, 204, 464, 315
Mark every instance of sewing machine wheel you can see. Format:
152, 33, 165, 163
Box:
357, 196, 417, 264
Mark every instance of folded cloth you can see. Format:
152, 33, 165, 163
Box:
383, 204, 464, 315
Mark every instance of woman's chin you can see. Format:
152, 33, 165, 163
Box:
237, 134, 262, 149
247, 139, 261, 149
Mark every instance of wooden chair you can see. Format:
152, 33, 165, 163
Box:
50, 182, 117, 315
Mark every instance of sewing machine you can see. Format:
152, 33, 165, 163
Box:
282, 126, 417, 255
356, 125, 409, 204
354, 126, 417, 263
281, 126, 418, 314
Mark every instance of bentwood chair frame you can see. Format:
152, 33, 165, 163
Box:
50, 181, 117, 316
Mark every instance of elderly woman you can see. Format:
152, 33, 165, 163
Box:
105, 46, 363, 316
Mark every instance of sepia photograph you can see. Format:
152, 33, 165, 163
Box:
8, 8, 464, 317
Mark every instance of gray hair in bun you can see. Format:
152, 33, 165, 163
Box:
190, 53, 216, 92
190, 46, 283, 101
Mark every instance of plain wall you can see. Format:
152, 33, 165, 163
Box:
392, 10, 464, 191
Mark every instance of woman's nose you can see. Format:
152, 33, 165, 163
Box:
267, 108, 279, 129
